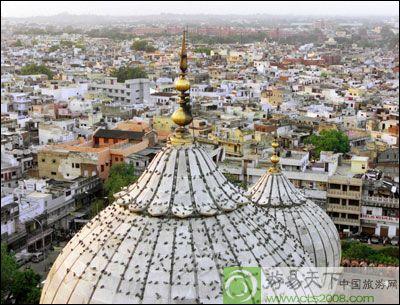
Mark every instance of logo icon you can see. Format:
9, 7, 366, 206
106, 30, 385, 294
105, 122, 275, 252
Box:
223, 267, 261, 304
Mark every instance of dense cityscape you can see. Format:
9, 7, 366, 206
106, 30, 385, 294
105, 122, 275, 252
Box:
1, 1, 399, 304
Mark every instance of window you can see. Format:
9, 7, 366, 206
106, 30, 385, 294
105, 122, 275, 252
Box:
101, 165, 104, 172
51, 172, 57, 175
42, 159, 45, 162
366, 210, 372, 215
75, 163, 80, 169
72, 163, 75, 168
349, 185, 360, 191
104, 138, 109, 144
329, 197, 340, 204
361, 164, 366, 169
66, 190, 71, 196
52, 159, 56, 163
349, 199, 359, 206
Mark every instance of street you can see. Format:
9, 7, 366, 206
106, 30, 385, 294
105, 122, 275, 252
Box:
19, 242, 67, 281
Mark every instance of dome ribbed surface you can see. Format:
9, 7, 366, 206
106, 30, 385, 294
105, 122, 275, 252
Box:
247, 171, 341, 267
113, 144, 249, 218
40, 144, 315, 304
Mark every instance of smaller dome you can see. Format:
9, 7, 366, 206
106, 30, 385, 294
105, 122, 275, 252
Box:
247, 171, 341, 267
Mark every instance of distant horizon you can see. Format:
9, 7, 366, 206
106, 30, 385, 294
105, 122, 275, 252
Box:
1, 1, 399, 18
4, 11, 400, 19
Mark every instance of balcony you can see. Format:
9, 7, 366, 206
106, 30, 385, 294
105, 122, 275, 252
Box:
327, 203, 360, 213
27, 228, 53, 245
331, 217, 360, 226
362, 196, 399, 209
1, 229, 27, 244
327, 189, 361, 199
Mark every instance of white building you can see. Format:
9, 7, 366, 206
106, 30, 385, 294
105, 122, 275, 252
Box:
38, 121, 76, 145
89, 77, 150, 105
41, 83, 88, 102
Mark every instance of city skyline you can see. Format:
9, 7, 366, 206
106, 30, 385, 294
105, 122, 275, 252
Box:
1, 1, 399, 18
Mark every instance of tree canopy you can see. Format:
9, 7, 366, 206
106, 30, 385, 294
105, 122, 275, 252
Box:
1, 244, 41, 304
194, 47, 212, 55
89, 198, 105, 218
20, 64, 54, 80
104, 163, 138, 200
305, 129, 350, 158
131, 40, 156, 52
341, 240, 399, 266
14, 39, 23, 47
223, 173, 247, 189
110, 66, 148, 82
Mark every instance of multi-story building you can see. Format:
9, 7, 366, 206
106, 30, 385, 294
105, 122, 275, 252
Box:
1, 176, 102, 253
89, 77, 150, 105
326, 175, 363, 234
360, 178, 399, 238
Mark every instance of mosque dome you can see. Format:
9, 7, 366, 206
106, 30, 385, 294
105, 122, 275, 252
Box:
247, 138, 341, 267
40, 32, 315, 304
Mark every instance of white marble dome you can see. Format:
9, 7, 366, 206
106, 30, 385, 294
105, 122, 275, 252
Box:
40, 144, 314, 304
247, 170, 341, 267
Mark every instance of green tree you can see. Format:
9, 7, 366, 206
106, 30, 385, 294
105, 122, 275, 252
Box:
1, 244, 18, 302
131, 40, 156, 52
341, 241, 399, 266
14, 39, 23, 47
49, 45, 60, 52
74, 43, 86, 51
11, 269, 41, 304
60, 40, 74, 48
104, 163, 138, 200
1, 244, 41, 304
305, 129, 350, 158
342, 241, 374, 261
89, 198, 105, 218
110, 66, 147, 82
194, 47, 212, 55
20, 64, 54, 80
223, 173, 247, 189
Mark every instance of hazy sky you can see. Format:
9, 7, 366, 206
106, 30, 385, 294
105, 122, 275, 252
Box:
1, 1, 399, 17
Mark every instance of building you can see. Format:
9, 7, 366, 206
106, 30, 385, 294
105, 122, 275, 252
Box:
360, 177, 399, 238
247, 139, 340, 267
41, 32, 317, 304
350, 156, 369, 174
89, 77, 150, 105
326, 175, 363, 234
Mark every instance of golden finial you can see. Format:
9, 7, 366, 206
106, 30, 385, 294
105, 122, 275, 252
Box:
171, 30, 193, 146
268, 137, 281, 173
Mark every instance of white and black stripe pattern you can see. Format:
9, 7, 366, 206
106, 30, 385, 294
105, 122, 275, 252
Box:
114, 143, 249, 218
247, 171, 341, 267
40, 204, 316, 304
41, 143, 318, 304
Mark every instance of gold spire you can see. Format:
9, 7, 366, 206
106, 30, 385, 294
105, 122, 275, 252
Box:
268, 137, 281, 173
170, 30, 193, 146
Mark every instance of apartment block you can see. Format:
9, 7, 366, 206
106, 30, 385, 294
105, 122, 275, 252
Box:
326, 175, 363, 234
89, 77, 150, 105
